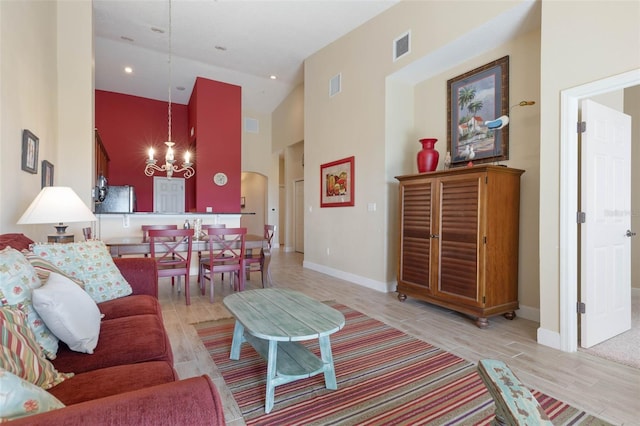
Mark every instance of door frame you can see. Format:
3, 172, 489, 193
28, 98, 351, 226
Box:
559, 68, 640, 352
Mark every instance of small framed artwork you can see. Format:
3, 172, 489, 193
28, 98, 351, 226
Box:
240, 197, 246, 209
320, 156, 355, 208
21, 129, 39, 174
41, 160, 54, 188
447, 56, 509, 167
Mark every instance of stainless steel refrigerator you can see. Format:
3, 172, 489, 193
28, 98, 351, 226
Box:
94, 185, 136, 213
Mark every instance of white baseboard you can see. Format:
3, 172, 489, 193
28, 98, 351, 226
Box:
302, 260, 394, 293
537, 327, 561, 350
515, 304, 539, 323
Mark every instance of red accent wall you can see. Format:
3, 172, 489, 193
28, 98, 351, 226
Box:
189, 77, 241, 213
95, 90, 195, 212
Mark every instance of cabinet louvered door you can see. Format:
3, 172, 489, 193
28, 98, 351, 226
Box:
435, 174, 483, 306
396, 166, 522, 328
399, 180, 433, 292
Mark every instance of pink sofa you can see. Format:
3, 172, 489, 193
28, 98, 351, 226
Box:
1, 235, 225, 425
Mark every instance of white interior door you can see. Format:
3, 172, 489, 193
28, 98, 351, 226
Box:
153, 177, 185, 213
580, 99, 632, 348
294, 179, 304, 253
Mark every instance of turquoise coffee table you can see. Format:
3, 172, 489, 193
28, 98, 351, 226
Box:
223, 289, 345, 413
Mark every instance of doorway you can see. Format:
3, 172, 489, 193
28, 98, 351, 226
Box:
294, 179, 304, 253
559, 69, 640, 352
153, 177, 185, 213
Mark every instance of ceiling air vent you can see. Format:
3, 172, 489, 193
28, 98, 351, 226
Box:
244, 117, 259, 133
393, 30, 411, 62
329, 73, 341, 97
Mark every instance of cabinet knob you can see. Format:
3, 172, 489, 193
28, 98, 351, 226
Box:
430, 234, 439, 239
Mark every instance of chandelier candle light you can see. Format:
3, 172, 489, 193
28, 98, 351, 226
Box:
144, 0, 194, 180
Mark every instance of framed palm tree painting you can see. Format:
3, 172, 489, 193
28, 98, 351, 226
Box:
447, 56, 509, 167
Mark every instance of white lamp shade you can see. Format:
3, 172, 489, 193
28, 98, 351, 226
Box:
17, 187, 97, 225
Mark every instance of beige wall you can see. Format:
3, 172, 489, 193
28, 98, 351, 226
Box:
413, 29, 541, 311
0, 1, 94, 242
302, 0, 539, 294
538, 0, 640, 337
627, 86, 640, 289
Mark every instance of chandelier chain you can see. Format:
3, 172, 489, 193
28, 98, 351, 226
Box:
167, 0, 172, 143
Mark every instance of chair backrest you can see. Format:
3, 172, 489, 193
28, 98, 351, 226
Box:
148, 228, 194, 272
142, 224, 178, 242
264, 224, 276, 249
82, 227, 92, 241
206, 227, 247, 264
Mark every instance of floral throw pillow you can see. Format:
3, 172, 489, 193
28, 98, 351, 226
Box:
0, 369, 65, 421
0, 247, 59, 359
31, 240, 133, 303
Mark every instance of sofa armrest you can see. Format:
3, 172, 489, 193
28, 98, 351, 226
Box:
11, 376, 226, 426
114, 257, 158, 297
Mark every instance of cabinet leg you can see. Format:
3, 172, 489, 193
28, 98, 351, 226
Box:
397, 293, 407, 302
503, 311, 516, 320
475, 317, 489, 328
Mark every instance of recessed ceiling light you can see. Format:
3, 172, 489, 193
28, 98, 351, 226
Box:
215, 46, 227, 51
121, 36, 134, 42
270, 75, 277, 80
124, 66, 133, 74
151, 27, 165, 34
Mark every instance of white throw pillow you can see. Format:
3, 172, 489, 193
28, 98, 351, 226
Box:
32, 272, 101, 354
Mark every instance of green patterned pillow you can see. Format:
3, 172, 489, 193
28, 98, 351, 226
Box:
0, 369, 65, 421
0, 307, 73, 389
0, 247, 59, 359
23, 251, 85, 289
31, 240, 133, 303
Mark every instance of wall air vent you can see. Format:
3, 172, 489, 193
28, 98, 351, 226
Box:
393, 30, 411, 62
244, 117, 259, 133
329, 73, 341, 97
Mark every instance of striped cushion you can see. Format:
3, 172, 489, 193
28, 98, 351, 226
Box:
23, 252, 85, 289
0, 307, 73, 389
0, 247, 59, 359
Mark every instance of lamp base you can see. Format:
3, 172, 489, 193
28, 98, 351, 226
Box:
54, 223, 68, 234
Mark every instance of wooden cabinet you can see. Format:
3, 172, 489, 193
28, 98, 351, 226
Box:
95, 129, 110, 180
396, 165, 524, 327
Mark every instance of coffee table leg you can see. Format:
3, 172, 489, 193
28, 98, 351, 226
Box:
230, 321, 244, 360
319, 335, 337, 390
265, 339, 278, 413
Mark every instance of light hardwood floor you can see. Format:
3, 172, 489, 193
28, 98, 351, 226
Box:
158, 250, 640, 426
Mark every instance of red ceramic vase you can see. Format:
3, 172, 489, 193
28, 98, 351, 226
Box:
417, 138, 439, 173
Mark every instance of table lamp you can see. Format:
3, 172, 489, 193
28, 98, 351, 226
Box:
17, 186, 97, 235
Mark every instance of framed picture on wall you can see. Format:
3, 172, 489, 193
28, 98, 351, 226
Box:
41, 160, 54, 188
21, 129, 39, 174
320, 156, 355, 207
447, 56, 509, 167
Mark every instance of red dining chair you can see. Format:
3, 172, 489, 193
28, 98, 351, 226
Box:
245, 224, 275, 287
197, 224, 226, 283
149, 228, 194, 305
142, 224, 178, 242
199, 227, 246, 303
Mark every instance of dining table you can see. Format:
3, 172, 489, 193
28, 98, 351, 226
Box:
104, 234, 271, 287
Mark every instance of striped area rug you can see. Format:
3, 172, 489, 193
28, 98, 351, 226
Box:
195, 303, 610, 425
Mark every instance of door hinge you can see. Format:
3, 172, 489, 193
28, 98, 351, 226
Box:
482, 296, 486, 304
577, 302, 586, 314
485, 176, 488, 184
577, 211, 586, 223
483, 236, 487, 244
577, 121, 586, 133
